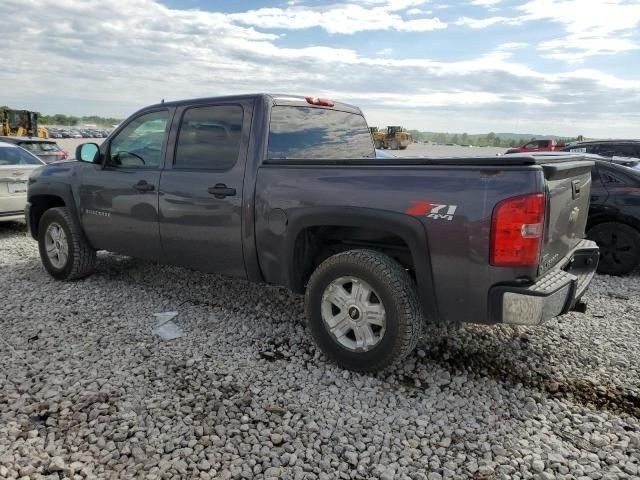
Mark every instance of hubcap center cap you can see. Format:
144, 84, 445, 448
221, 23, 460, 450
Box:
348, 306, 361, 321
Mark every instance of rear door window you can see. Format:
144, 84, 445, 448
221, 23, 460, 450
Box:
268, 106, 374, 159
174, 105, 244, 170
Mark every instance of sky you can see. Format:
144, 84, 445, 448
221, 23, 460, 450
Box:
1, 0, 639, 136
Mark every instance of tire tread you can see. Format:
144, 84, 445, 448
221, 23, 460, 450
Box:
305, 249, 422, 373
39, 207, 96, 280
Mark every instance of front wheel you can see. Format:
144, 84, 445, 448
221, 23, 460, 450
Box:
587, 222, 640, 275
38, 207, 96, 280
305, 249, 422, 372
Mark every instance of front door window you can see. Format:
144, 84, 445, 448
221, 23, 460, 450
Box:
109, 110, 168, 168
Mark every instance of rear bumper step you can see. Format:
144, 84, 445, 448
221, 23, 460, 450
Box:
489, 239, 599, 325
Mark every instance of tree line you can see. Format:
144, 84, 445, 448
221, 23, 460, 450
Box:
1, 106, 120, 127
408, 130, 578, 148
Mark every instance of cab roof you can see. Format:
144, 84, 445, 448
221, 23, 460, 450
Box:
144, 93, 363, 115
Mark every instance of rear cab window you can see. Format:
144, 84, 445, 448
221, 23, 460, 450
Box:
267, 106, 374, 159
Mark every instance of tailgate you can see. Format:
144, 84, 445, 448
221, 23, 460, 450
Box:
538, 159, 594, 276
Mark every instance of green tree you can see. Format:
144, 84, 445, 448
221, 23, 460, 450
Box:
434, 132, 447, 144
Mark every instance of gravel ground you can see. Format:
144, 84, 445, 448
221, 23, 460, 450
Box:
1, 221, 639, 480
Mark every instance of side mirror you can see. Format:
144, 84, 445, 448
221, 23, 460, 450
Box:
76, 143, 100, 163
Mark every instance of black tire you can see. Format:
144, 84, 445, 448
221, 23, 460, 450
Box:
587, 222, 640, 275
305, 249, 422, 372
38, 207, 96, 280
389, 139, 400, 150
374, 140, 383, 149
399, 145, 408, 150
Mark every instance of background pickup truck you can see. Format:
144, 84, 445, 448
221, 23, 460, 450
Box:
506, 139, 566, 154
25, 94, 599, 372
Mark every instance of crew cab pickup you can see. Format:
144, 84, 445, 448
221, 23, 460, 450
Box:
25, 94, 599, 372
506, 139, 566, 154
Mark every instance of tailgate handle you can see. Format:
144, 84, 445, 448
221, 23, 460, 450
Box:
571, 180, 581, 199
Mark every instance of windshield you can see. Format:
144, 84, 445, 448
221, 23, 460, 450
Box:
268, 106, 374, 159
0, 146, 44, 165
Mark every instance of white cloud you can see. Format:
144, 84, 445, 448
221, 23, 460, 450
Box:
471, 0, 501, 6
455, 15, 520, 28
377, 48, 394, 55
0, 0, 638, 137
519, 0, 640, 61
406, 7, 432, 14
229, 3, 446, 34
495, 42, 528, 51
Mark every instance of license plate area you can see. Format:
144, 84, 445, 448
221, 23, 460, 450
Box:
8, 181, 27, 194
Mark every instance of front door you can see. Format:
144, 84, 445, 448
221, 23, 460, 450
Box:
158, 102, 250, 277
79, 109, 170, 260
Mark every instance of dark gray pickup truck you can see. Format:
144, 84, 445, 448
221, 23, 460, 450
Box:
25, 94, 599, 371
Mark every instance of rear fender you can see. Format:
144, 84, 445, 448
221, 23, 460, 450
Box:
271, 207, 440, 322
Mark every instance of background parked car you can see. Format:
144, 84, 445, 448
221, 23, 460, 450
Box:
0, 136, 69, 163
505, 139, 565, 154
586, 156, 640, 275
0, 141, 45, 222
563, 139, 640, 160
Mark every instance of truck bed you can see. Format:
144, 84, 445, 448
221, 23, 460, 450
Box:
255, 154, 594, 325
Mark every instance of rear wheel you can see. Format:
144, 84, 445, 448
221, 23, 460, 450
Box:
374, 140, 383, 149
389, 139, 400, 150
305, 249, 422, 372
38, 207, 96, 280
587, 222, 640, 275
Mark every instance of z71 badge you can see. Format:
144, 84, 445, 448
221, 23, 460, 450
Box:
405, 201, 458, 221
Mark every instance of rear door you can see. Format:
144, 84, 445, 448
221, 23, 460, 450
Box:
158, 101, 252, 277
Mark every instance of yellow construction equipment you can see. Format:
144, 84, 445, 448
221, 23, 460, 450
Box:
1, 109, 48, 138
370, 126, 411, 150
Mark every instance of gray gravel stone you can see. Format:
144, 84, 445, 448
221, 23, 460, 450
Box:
0, 222, 638, 479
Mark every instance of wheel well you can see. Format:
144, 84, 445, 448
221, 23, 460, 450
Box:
29, 195, 66, 237
292, 226, 414, 293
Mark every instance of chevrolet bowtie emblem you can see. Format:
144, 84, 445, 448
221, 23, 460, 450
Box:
569, 206, 580, 223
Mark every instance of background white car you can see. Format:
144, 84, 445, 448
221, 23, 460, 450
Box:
0, 141, 45, 222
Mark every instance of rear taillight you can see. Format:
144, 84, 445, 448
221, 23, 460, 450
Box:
490, 193, 545, 267
305, 96, 335, 107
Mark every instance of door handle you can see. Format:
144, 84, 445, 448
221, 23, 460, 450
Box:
133, 180, 154, 192
208, 184, 236, 199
